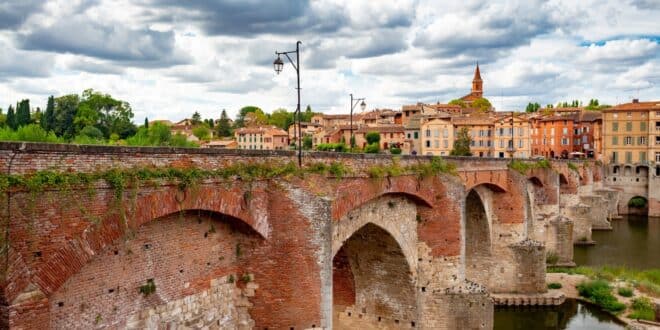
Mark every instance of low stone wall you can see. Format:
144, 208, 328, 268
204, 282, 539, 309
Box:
125, 276, 255, 329
420, 282, 493, 330
580, 195, 611, 230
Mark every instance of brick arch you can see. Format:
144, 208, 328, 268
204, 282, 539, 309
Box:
331, 176, 434, 222
460, 169, 510, 193
332, 194, 419, 272
24, 184, 268, 301
48, 209, 262, 329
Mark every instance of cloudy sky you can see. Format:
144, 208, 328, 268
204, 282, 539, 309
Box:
1, 0, 659, 122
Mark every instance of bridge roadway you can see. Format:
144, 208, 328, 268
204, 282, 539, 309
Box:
0, 142, 615, 329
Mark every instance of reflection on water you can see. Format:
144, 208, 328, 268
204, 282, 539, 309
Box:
574, 216, 660, 269
494, 300, 624, 330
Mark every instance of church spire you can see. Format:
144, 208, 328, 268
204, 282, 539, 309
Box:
471, 62, 483, 96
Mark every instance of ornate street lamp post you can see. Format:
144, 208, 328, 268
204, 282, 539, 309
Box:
349, 94, 366, 148
274, 41, 302, 166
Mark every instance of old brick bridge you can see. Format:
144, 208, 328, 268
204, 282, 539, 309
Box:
0, 142, 620, 329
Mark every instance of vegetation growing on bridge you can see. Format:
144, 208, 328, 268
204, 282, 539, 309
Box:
367, 157, 456, 178
507, 159, 552, 174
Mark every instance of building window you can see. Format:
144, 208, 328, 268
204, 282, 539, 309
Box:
444, 140, 448, 148
499, 140, 504, 148
613, 113, 618, 118
627, 112, 632, 118
626, 122, 632, 131
561, 138, 569, 145
518, 140, 523, 148
626, 152, 632, 163
624, 136, 633, 145
612, 122, 618, 131
407, 133, 411, 139
434, 129, 439, 137
656, 136, 660, 145
551, 128, 555, 135
656, 152, 660, 162
612, 152, 618, 163
656, 122, 660, 131
443, 129, 448, 138
639, 136, 647, 145
641, 122, 647, 131
414, 132, 419, 139
426, 129, 431, 137
612, 136, 618, 145
640, 152, 647, 162
574, 139, 580, 145
518, 127, 524, 136
563, 127, 568, 135
425, 140, 430, 147
434, 140, 439, 148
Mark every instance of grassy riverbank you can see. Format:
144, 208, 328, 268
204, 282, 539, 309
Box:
548, 266, 660, 298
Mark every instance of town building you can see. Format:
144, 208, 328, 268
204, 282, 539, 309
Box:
602, 99, 660, 165
420, 117, 454, 156
235, 126, 289, 150
493, 112, 531, 158
354, 126, 405, 150
530, 108, 602, 159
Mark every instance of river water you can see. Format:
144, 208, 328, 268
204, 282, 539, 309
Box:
495, 216, 658, 328
574, 216, 660, 269
494, 300, 624, 329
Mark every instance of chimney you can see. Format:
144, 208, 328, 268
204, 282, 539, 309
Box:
632, 98, 639, 104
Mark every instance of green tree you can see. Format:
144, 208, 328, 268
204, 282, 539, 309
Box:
365, 132, 380, 145
450, 127, 472, 156
79, 89, 136, 139
235, 106, 263, 127
41, 96, 56, 132
54, 94, 80, 139
191, 111, 202, 125
144, 117, 149, 129
472, 98, 492, 113
216, 109, 232, 137
0, 108, 5, 127
303, 135, 313, 150
525, 102, 541, 113
6, 105, 16, 130
244, 110, 267, 127
16, 99, 31, 127
268, 108, 294, 129
192, 125, 211, 141
449, 99, 466, 108
301, 105, 315, 122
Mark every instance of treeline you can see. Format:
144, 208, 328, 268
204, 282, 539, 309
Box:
0, 89, 317, 146
525, 99, 611, 113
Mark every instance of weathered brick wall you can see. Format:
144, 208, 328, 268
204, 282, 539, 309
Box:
0, 142, 584, 329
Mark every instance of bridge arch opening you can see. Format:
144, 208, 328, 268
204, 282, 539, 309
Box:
636, 165, 649, 177
464, 189, 492, 286
627, 196, 649, 216
48, 210, 262, 329
333, 223, 417, 328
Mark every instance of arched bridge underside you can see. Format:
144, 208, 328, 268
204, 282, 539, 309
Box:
0, 143, 618, 329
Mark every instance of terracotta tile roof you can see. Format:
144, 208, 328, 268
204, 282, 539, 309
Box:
355, 126, 405, 134
236, 126, 288, 136
451, 117, 494, 125
606, 100, 660, 111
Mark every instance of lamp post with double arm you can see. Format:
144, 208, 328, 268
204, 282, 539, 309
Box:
273, 41, 302, 166
349, 94, 366, 148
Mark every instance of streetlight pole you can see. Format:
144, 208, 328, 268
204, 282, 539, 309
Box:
274, 41, 302, 166
349, 94, 366, 148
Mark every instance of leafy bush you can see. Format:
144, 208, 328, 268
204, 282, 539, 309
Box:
365, 132, 380, 145
628, 196, 648, 208
79, 125, 104, 139
316, 143, 348, 152
364, 143, 380, 154
0, 124, 63, 143
390, 147, 402, 155
576, 280, 626, 313
567, 162, 579, 172
547, 282, 562, 289
629, 296, 656, 320
617, 287, 634, 297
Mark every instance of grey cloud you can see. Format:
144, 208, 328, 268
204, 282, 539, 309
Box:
67, 59, 125, 75
0, 42, 53, 80
413, 1, 577, 63
19, 17, 189, 67
629, 0, 660, 9
0, 0, 43, 30
142, 0, 348, 37
346, 29, 408, 59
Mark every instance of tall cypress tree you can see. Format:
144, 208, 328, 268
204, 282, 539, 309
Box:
6, 105, 16, 130
144, 117, 149, 129
16, 99, 31, 127
42, 96, 55, 132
